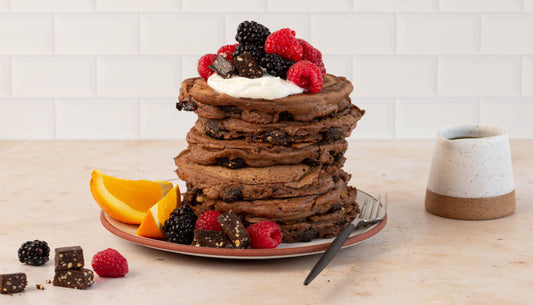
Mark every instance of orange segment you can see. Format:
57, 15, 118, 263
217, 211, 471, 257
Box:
136, 184, 181, 238
89, 170, 173, 224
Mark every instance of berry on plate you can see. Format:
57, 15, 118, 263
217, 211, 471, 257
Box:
287, 60, 323, 93
91, 248, 128, 278
195, 210, 222, 231
246, 221, 283, 249
162, 204, 198, 245
264, 28, 303, 62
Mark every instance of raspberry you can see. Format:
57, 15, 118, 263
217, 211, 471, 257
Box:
197, 53, 217, 80
235, 21, 270, 46
287, 60, 323, 93
264, 28, 303, 62
91, 248, 128, 278
217, 44, 238, 64
297, 38, 326, 76
260, 53, 294, 79
246, 221, 283, 249
195, 210, 222, 231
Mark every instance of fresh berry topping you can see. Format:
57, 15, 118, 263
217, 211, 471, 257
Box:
197, 53, 217, 80
162, 204, 198, 245
297, 38, 326, 76
235, 21, 270, 46
18, 240, 50, 266
246, 221, 283, 249
195, 210, 222, 231
264, 28, 303, 62
233, 44, 265, 63
217, 44, 238, 64
91, 248, 129, 278
260, 53, 294, 79
287, 60, 323, 93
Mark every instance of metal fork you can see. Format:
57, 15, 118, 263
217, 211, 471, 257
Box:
304, 194, 388, 285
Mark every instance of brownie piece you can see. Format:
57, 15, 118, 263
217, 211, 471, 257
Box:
55, 246, 84, 270
218, 211, 250, 249
192, 230, 228, 248
0, 273, 27, 294
234, 52, 263, 79
53, 269, 94, 290
209, 55, 235, 78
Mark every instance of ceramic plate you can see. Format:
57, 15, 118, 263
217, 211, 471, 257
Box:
99, 190, 387, 259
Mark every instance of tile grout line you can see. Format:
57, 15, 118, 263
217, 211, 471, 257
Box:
434, 55, 439, 97
392, 98, 397, 139
52, 97, 57, 139
137, 12, 142, 54
518, 55, 523, 96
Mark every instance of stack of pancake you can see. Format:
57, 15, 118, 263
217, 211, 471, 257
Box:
175, 73, 364, 243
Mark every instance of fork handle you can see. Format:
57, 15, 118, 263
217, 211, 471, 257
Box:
304, 220, 363, 285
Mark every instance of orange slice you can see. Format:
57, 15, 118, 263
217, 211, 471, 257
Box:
90, 170, 173, 224
136, 184, 181, 238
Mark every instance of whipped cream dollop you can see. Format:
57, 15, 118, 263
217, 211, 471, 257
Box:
207, 73, 303, 100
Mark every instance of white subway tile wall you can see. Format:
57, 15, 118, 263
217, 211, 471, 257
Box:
0, 0, 531, 140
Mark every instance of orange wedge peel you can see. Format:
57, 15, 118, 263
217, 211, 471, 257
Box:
90, 169, 173, 224
136, 184, 181, 238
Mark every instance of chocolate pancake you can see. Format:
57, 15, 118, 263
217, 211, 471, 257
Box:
176, 149, 351, 201
183, 179, 355, 222
194, 104, 364, 145
183, 183, 359, 243
177, 74, 354, 123
186, 128, 347, 168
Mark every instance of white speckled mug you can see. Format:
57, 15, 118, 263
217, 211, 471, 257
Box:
425, 124, 515, 220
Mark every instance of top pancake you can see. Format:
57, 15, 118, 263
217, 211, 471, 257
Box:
177, 74, 354, 123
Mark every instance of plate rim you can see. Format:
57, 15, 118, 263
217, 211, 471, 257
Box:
99, 190, 387, 259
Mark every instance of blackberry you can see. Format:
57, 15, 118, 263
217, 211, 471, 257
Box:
260, 53, 294, 79
18, 240, 50, 266
232, 44, 265, 64
162, 205, 198, 245
235, 21, 270, 46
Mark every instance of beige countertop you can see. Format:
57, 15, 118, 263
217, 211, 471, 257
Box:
1, 140, 532, 304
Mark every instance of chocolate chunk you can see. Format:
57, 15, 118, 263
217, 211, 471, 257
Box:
221, 185, 243, 202
0, 273, 27, 294
176, 100, 197, 111
53, 269, 94, 290
297, 228, 317, 242
218, 211, 250, 249
55, 246, 84, 270
192, 230, 228, 248
324, 127, 344, 142
217, 157, 245, 169
334, 151, 346, 162
265, 129, 289, 146
234, 52, 263, 79
220, 105, 242, 114
327, 205, 343, 213
302, 158, 320, 166
205, 120, 221, 139
209, 55, 235, 79
277, 111, 294, 122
